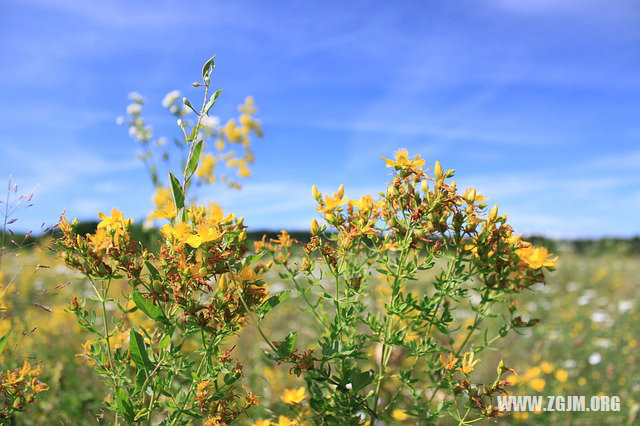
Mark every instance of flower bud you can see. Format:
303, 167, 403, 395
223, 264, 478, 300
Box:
488, 204, 498, 221
311, 218, 320, 235
312, 185, 321, 201
434, 161, 443, 181
420, 179, 429, 192
218, 274, 228, 291
337, 184, 345, 199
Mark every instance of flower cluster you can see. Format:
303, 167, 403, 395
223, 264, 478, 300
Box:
258, 149, 557, 424
0, 359, 49, 419
56, 57, 275, 425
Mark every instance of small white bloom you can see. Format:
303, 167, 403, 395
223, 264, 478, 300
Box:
126, 104, 142, 115
128, 92, 144, 101
588, 352, 602, 365
162, 90, 182, 108
345, 383, 352, 390
563, 359, 577, 368
618, 300, 633, 313
201, 115, 220, 129
116, 116, 124, 125
591, 311, 610, 324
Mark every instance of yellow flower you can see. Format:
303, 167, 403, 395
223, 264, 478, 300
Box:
349, 194, 375, 211
194, 223, 220, 244
316, 192, 347, 213
381, 148, 425, 170
578, 377, 587, 386
462, 187, 486, 203
530, 378, 546, 392
540, 362, 553, 374
392, 409, 409, 421
196, 154, 217, 183
439, 353, 458, 371
555, 369, 568, 383
276, 416, 295, 426
97, 208, 133, 231
161, 222, 203, 248
281, 386, 306, 404
252, 421, 271, 426
456, 351, 480, 374
516, 246, 559, 269
87, 228, 111, 251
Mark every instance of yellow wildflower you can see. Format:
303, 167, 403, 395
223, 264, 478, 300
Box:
555, 369, 568, 383
530, 378, 546, 392
161, 222, 203, 248
238, 266, 260, 283
196, 154, 217, 183
97, 208, 133, 231
87, 228, 111, 251
381, 148, 425, 170
540, 362, 553, 374
276, 416, 295, 426
349, 194, 375, 211
516, 246, 559, 269
456, 351, 480, 374
281, 386, 306, 404
462, 187, 486, 203
392, 409, 409, 421
252, 421, 271, 426
439, 353, 458, 371
316, 192, 347, 213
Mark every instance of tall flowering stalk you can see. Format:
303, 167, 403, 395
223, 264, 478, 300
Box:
258, 149, 557, 425
57, 57, 278, 425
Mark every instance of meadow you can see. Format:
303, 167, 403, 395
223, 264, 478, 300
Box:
1, 235, 638, 424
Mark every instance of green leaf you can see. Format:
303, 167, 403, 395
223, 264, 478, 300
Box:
115, 388, 135, 422
257, 290, 291, 317
0, 333, 9, 355
350, 370, 374, 392
204, 89, 223, 115
185, 140, 203, 177
276, 331, 297, 359
145, 261, 161, 281
201, 55, 216, 81
169, 173, 184, 210
132, 291, 168, 324
129, 327, 153, 372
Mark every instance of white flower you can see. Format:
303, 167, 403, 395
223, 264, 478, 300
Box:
345, 383, 352, 390
201, 115, 220, 129
126, 104, 142, 115
563, 359, 577, 368
162, 90, 182, 108
128, 92, 144, 102
588, 352, 602, 365
618, 300, 633, 313
590, 311, 610, 324
115, 116, 124, 125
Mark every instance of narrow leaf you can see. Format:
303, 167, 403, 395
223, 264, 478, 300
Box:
116, 388, 135, 422
0, 333, 9, 355
257, 290, 291, 316
201, 55, 216, 80
129, 327, 153, 372
204, 89, 223, 115
185, 140, 203, 177
168, 173, 184, 210
132, 291, 167, 324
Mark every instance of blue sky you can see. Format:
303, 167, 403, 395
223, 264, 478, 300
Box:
1, 0, 639, 238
